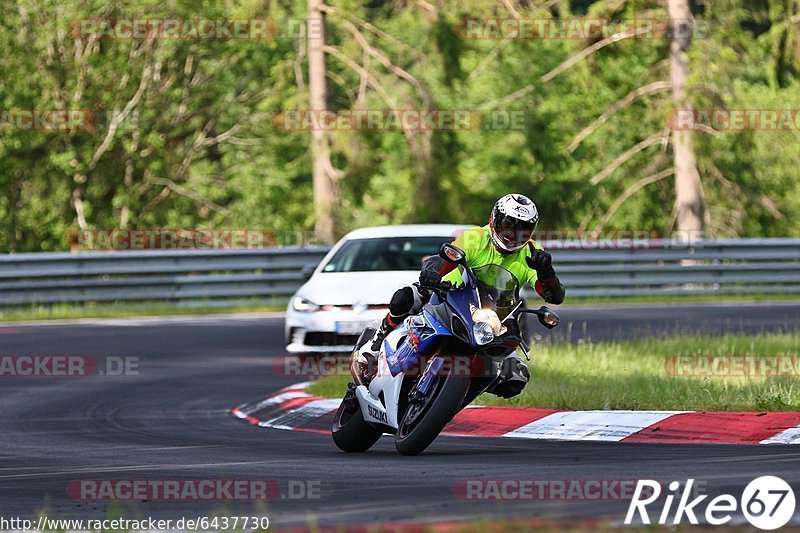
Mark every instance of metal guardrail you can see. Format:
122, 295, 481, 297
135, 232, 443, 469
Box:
550, 238, 800, 297
0, 248, 330, 307
0, 239, 798, 307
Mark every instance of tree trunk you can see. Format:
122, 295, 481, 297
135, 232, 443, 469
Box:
409, 129, 438, 223
307, 0, 336, 244
6, 177, 20, 253
668, 0, 704, 243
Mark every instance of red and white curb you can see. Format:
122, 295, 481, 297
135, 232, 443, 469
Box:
231, 383, 800, 444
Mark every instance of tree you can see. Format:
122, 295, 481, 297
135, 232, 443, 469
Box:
1, 0, 799, 253
307, 0, 338, 244
669, 0, 705, 242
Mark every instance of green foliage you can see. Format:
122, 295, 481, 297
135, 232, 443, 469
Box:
0, 0, 798, 252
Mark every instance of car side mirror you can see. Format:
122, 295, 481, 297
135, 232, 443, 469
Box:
439, 243, 466, 265
300, 263, 317, 280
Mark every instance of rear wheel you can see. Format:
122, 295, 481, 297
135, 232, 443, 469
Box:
331, 384, 383, 452
394, 360, 469, 456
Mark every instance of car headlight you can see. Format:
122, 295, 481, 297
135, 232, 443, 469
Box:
292, 296, 320, 312
472, 321, 495, 345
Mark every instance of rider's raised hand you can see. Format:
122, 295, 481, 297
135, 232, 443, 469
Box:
526, 249, 556, 279
419, 269, 443, 288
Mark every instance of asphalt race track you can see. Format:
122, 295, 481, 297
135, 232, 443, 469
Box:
1, 303, 799, 529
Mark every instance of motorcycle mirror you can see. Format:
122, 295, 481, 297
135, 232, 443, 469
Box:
520, 306, 560, 329
536, 306, 560, 329
439, 243, 466, 264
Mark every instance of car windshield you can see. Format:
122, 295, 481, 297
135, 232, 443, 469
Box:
471, 264, 521, 320
321, 237, 452, 272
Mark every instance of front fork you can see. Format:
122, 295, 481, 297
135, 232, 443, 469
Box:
412, 356, 444, 400
410, 354, 486, 404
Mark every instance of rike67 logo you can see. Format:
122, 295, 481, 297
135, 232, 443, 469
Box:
625, 476, 795, 530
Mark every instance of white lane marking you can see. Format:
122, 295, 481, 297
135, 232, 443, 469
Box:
236, 391, 311, 415
261, 399, 341, 430
761, 426, 800, 444
502, 410, 685, 442
278, 381, 313, 392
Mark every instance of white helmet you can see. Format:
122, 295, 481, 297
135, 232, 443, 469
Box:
489, 194, 539, 253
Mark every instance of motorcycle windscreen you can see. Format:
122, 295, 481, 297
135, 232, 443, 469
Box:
472, 265, 522, 321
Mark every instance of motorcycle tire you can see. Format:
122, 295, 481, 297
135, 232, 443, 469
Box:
394, 359, 469, 456
332, 388, 383, 453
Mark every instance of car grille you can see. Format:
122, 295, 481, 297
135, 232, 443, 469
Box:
304, 332, 360, 347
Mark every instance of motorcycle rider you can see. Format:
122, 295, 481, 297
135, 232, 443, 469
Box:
355, 193, 565, 398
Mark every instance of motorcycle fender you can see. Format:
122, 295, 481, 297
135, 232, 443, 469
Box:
356, 384, 397, 429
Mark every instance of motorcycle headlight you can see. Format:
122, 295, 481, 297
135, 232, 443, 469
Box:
292, 296, 320, 312
472, 321, 495, 345
470, 305, 507, 340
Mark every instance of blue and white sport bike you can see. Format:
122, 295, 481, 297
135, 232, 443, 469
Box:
331, 243, 560, 455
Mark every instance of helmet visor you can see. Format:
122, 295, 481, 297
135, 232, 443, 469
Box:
492, 212, 537, 251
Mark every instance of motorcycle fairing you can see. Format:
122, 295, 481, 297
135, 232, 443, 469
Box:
384, 310, 450, 377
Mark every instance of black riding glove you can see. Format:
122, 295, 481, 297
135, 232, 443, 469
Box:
526, 249, 556, 280
419, 269, 442, 288
526, 249, 566, 305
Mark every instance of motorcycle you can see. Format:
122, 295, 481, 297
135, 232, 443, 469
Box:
331, 243, 560, 455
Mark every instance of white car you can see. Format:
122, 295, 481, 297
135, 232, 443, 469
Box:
285, 224, 470, 354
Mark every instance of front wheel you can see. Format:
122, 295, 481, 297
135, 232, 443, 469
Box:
332, 385, 383, 453
394, 361, 470, 456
